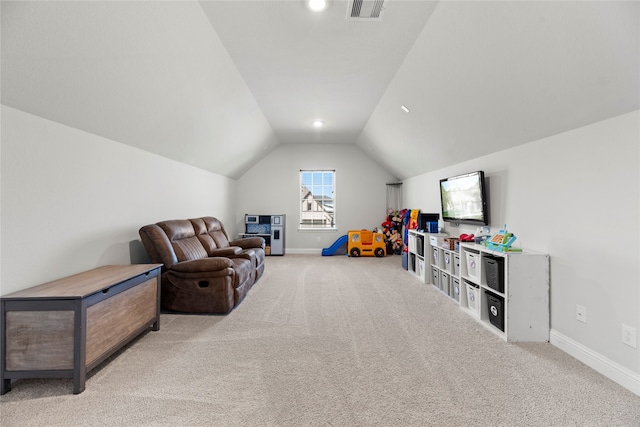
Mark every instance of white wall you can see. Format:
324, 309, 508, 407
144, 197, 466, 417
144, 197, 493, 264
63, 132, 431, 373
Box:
1, 1, 279, 180
236, 143, 397, 253
356, 0, 639, 180
403, 111, 640, 391
0, 106, 237, 295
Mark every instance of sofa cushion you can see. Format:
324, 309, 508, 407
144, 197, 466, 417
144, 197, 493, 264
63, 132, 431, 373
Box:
158, 219, 208, 262
200, 217, 229, 248
191, 218, 222, 255
139, 224, 179, 269
159, 219, 197, 240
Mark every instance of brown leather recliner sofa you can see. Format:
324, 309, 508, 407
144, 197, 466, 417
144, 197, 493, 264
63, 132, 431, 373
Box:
139, 216, 265, 314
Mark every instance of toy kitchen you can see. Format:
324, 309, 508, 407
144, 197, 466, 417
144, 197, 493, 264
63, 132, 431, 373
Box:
243, 214, 285, 256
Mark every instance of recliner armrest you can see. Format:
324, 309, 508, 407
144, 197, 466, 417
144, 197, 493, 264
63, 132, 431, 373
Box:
230, 237, 266, 250
208, 247, 243, 257
171, 257, 234, 273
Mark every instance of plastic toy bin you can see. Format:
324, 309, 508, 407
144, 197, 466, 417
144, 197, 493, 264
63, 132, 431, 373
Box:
483, 255, 504, 293
465, 252, 479, 279
416, 235, 424, 256
453, 253, 461, 276
408, 234, 416, 253
465, 280, 480, 316
452, 277, 461, 302
432, 267, 439, 288
443, 251, 452, 272
440, 272, 450, 295
486, 291, 505, 331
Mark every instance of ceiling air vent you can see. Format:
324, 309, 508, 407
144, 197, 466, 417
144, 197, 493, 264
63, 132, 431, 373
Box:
347, 0, 386, 21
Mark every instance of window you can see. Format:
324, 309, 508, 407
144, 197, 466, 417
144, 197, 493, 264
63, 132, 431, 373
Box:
300, 170, 335, 229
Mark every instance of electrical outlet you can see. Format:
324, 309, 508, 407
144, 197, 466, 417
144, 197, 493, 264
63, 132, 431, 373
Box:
316, 236, 321, 243
622, 324, 637, 348
576, 305, 586, 323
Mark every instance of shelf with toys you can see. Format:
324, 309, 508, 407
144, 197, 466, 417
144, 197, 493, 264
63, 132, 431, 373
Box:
402, 210, 446, 284
407, 229, 427, 282
409, 229, 450, 284
429, 226, 550, 342
458, 241, 549, 341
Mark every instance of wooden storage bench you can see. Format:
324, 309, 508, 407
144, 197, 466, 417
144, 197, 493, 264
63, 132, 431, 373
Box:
1, 264, 162, 394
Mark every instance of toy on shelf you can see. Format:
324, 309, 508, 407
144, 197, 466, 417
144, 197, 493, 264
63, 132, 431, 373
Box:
459, 233, 475, 242
473, 226, 491, 244
347, 230, 386, 257
484, 225, 521, 252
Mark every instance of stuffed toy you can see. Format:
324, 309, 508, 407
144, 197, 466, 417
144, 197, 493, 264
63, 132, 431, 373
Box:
389, 229, 403, 254
381, 218, 394, 234
382, 210, 407, 254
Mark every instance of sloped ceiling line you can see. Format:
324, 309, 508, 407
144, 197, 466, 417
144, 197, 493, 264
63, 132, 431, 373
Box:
2, 1, 638, 180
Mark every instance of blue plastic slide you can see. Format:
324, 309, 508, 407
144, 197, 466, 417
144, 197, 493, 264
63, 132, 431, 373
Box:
322, 235, 348, 256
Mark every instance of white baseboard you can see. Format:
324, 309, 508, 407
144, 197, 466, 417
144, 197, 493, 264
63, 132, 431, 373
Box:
550, 329, 640, 396
282, 248, 322, 255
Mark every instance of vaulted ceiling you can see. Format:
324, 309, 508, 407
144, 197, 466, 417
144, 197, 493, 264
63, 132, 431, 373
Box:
2, 1, 638, 180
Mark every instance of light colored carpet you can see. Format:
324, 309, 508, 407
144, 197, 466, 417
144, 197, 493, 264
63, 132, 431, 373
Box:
1, 254, 639, 426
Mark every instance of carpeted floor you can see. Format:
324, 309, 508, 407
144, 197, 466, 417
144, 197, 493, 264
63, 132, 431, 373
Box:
1, 254, 639, 426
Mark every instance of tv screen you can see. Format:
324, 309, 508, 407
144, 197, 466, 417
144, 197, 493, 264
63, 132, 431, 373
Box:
439, 171, 488, 225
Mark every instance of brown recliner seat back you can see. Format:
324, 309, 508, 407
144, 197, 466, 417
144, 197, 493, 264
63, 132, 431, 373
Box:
190, 217, 220, 255
201, 217, 232, 249
139, 224, 179, 269
157, 220, 208, 262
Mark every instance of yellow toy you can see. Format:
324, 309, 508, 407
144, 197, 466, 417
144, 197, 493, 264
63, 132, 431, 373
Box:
347, 230, 386, 257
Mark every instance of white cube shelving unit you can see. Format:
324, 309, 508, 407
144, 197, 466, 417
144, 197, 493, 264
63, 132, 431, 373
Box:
458, 242, 550, 342
409, 236, 550, 343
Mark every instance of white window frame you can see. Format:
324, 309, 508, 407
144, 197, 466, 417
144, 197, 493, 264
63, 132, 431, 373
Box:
299, 170, 336, 230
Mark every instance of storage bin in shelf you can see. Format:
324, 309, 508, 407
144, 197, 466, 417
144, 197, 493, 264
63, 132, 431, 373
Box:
431, 267, 439, 288
416, 235, 424, 257
465, 280, 481, 318
486, 291, 505, 332
453, 253, 461, 276
432, 247, 440, 268
465, 251, 480, 280
483, 255, 504, 293
417, 258, 425, 278
440, 271, 450, 296
452, 277, 461, 303
408, 233, 416, 254
443, 250, 453, 273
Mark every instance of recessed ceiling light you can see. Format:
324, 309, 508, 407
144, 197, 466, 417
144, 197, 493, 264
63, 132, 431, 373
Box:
313, 120, 324, 128
308, 0, 327, 12
401, 105, 410, 113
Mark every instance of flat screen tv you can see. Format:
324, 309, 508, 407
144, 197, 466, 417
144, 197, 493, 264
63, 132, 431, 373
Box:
439, 171, 489, 226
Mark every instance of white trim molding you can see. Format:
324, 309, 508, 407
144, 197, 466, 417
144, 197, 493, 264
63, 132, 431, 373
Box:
285, 248, 323, 255
551, 329, 640, 396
